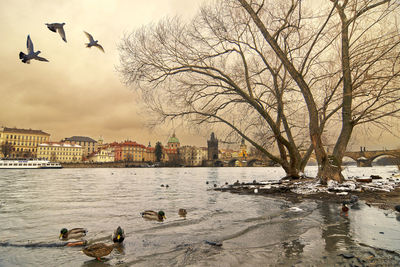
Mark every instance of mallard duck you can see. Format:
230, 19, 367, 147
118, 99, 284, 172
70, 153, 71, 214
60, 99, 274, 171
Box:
394, 205, 400, 212
141, 210, 166, 222
178, 209, 187, 217
59, 228, 87, 240
82, 243, 116, 261
342, 203, 349, 213
112, 226, 125, 243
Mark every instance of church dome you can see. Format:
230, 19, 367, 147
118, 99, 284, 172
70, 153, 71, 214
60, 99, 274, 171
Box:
168, 133, 180, 144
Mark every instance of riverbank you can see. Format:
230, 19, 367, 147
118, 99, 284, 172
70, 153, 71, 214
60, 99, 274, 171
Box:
61, 162, 150, 168
213, 176, 400, 212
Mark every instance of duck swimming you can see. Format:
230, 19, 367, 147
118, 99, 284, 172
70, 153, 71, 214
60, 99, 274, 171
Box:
141, 210, 166, 222
342, 203, 349, 213
395, 205, 400, 212
82, 243, 116, 261
112, 226, 125, 243
59, 228, 87, 240
178, 209, 187, 217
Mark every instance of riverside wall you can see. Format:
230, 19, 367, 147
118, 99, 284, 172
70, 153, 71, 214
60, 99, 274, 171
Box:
61, 162, 151, 168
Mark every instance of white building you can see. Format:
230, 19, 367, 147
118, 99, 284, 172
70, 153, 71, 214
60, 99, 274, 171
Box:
87, 146, 115, 163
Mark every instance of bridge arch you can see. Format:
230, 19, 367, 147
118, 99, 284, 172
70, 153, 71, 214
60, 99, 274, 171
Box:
370, 154, 399, 166
228, 159, 238, 167
214, 160, 224, 167
342, 156, 357, 166
247, 158, 263, 167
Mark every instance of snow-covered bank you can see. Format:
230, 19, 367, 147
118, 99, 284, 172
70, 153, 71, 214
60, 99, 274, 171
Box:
214, 165, 400, 211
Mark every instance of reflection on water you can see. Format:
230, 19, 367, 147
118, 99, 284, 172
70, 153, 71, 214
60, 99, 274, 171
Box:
0, 166, 399, 266
319, 201, 353, 252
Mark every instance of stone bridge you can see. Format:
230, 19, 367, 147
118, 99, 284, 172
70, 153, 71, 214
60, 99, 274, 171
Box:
204, 149, 400, 167
344, 149, 400, 167
212, 156, 272, 167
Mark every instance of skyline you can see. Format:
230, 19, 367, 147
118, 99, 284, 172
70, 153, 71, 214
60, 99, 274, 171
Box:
1, 0, 399, 151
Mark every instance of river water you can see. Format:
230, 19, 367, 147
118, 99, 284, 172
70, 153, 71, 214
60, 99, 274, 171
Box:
0, 166, 399, 266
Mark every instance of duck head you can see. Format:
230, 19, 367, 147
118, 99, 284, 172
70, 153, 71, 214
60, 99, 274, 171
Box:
342, 203, 349, 212
113, 226, 125, 243
158, 211, 166, 221
60, 228, 68, 239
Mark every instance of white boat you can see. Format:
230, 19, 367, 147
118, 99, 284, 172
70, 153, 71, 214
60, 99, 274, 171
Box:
0, 159, 62, 169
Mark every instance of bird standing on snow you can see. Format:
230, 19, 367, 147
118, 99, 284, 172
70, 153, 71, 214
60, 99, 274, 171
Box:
45, 23, 67, 42
84, 31, 104, 52
19, 35, 49, 64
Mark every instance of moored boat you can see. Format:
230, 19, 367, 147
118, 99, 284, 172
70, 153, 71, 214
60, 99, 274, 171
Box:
0, 159, 62, 169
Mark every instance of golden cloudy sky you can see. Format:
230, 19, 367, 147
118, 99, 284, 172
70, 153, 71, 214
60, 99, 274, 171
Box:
0, 0, 398, 150
0, 0, 209, 146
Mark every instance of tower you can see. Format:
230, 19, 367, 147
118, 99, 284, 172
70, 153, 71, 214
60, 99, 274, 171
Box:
207, 132, 218, 160
239, 138, 248, 158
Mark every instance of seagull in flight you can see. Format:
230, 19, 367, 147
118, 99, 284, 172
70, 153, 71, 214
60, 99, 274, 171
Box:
45, 22, 67, 42
19, 35, 49, 64
84, 31, 104, 52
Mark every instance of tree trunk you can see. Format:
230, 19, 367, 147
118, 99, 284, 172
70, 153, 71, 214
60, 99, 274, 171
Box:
317, 155, 344, 185
331, 4, 354, 170
281, 161, 302, 179
238, 0, 345, 183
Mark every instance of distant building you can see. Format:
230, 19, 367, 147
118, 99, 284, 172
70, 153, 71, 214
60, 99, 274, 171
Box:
62, 136, 97, 159
219, 148, 235, 159
207, 132, 218, 160
0, 127, 50, 158
111, 141, 146, 162
238, 138, 248, 158
37, 142, 82, 163
87, 145, 114, 163
165, 133, 180, 163
179, 145, 208, 166
144, 142, 156, 162
167, 133, 180, 149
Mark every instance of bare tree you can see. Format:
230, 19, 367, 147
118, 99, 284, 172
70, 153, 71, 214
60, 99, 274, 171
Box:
119, 0, 400, 183
119, 1, 321, 178
238, 0, 400, 183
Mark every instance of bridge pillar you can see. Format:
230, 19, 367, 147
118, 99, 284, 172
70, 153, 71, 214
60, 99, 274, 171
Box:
357, 159, 372, 167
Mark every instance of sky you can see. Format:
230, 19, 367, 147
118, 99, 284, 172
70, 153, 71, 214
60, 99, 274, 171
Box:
0, 0, 209, 147
0, 0, 398, 151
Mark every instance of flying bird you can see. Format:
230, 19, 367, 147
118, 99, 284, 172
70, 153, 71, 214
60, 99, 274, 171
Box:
45, 23, 67, 42
84, 31, 104, 52
19, 35, 49, 64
